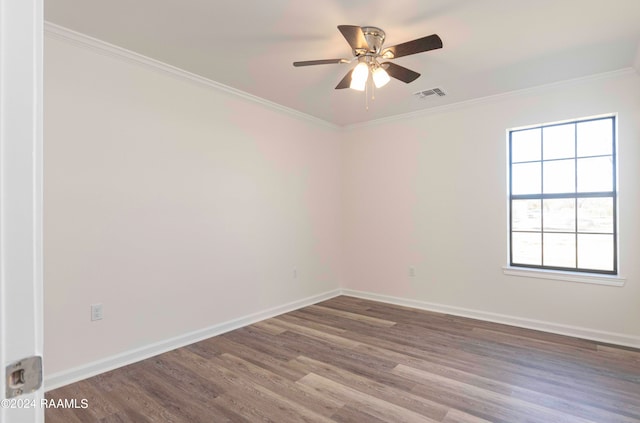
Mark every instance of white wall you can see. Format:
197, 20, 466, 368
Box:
45, 31, 640, 382
44, 36, 343, 377
342, 71, 640, 342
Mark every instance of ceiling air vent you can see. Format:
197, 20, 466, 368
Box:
414, 88, 446, 99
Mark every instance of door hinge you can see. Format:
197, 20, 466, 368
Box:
5, 356, 42, 398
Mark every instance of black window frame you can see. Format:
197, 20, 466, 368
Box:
508, 115, 617, 275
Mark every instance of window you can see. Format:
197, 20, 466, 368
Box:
508, 116, 617, 274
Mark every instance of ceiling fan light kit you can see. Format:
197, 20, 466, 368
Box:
372, 65, 391, 88
293, 24, 442, 103
350, 62, 369, 91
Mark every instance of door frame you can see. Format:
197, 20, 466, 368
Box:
0, 0, 44, 422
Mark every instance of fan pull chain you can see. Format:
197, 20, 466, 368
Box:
365, 77, 369, 110
371, 80, 374, 101
364, 76, 379, 111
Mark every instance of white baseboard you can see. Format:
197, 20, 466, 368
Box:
46, 287, 640, 391
45, 288, 341, 391
341, 289, 640, 349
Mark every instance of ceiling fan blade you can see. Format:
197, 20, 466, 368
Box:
381, 34, 442, 59
335, 69, 354, 89
382, 62, 421, 83
293, 59, 349, 67
337, 25, 369, 51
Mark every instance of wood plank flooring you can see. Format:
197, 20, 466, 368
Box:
45, 296, 640, 422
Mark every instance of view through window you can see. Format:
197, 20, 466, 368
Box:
509, 116, 617, 274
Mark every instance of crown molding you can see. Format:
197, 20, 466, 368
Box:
42, 22, 640, 131
44, 22, 339, 130
343, 67, 638, 131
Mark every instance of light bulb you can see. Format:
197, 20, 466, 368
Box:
350, 62, 369, 91
372, 66, 390, 88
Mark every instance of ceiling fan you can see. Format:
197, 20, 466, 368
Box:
293, 25, 442, 91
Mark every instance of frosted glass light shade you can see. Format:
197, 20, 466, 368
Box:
350, 62, 369, 91
372, 67, 390, 88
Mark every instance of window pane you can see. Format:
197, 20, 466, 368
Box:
511, 128, 541, 162
512, 199, 541, 231
512, 162, 541, 195
577, 234, 614, 271
543, 159, 575, 194
543, 124, 575, 160
577, 157, 612, 193
543, 233, 576, 268
543, 199, 575, 232
578, 198, 613, 233
512, 232, 541, 265
577, 119, 613, 157
509, 117, 616, 274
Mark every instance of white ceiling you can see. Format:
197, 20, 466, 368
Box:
45, 0, 640, 126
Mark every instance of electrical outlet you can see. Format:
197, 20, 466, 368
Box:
409, 267, 416, 277
91, 303, 103, 321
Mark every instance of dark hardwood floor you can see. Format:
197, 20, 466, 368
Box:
45, 296, 640, 422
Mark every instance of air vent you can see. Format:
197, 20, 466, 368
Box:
414, 88, 446, 99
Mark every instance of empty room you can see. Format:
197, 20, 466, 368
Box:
1, 0, 640, 422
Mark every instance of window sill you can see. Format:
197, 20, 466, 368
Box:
502, 266, 625, 287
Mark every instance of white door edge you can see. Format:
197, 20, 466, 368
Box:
0, 0, 44, 422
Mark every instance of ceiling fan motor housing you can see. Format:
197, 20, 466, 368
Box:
358, 26, 385, 55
